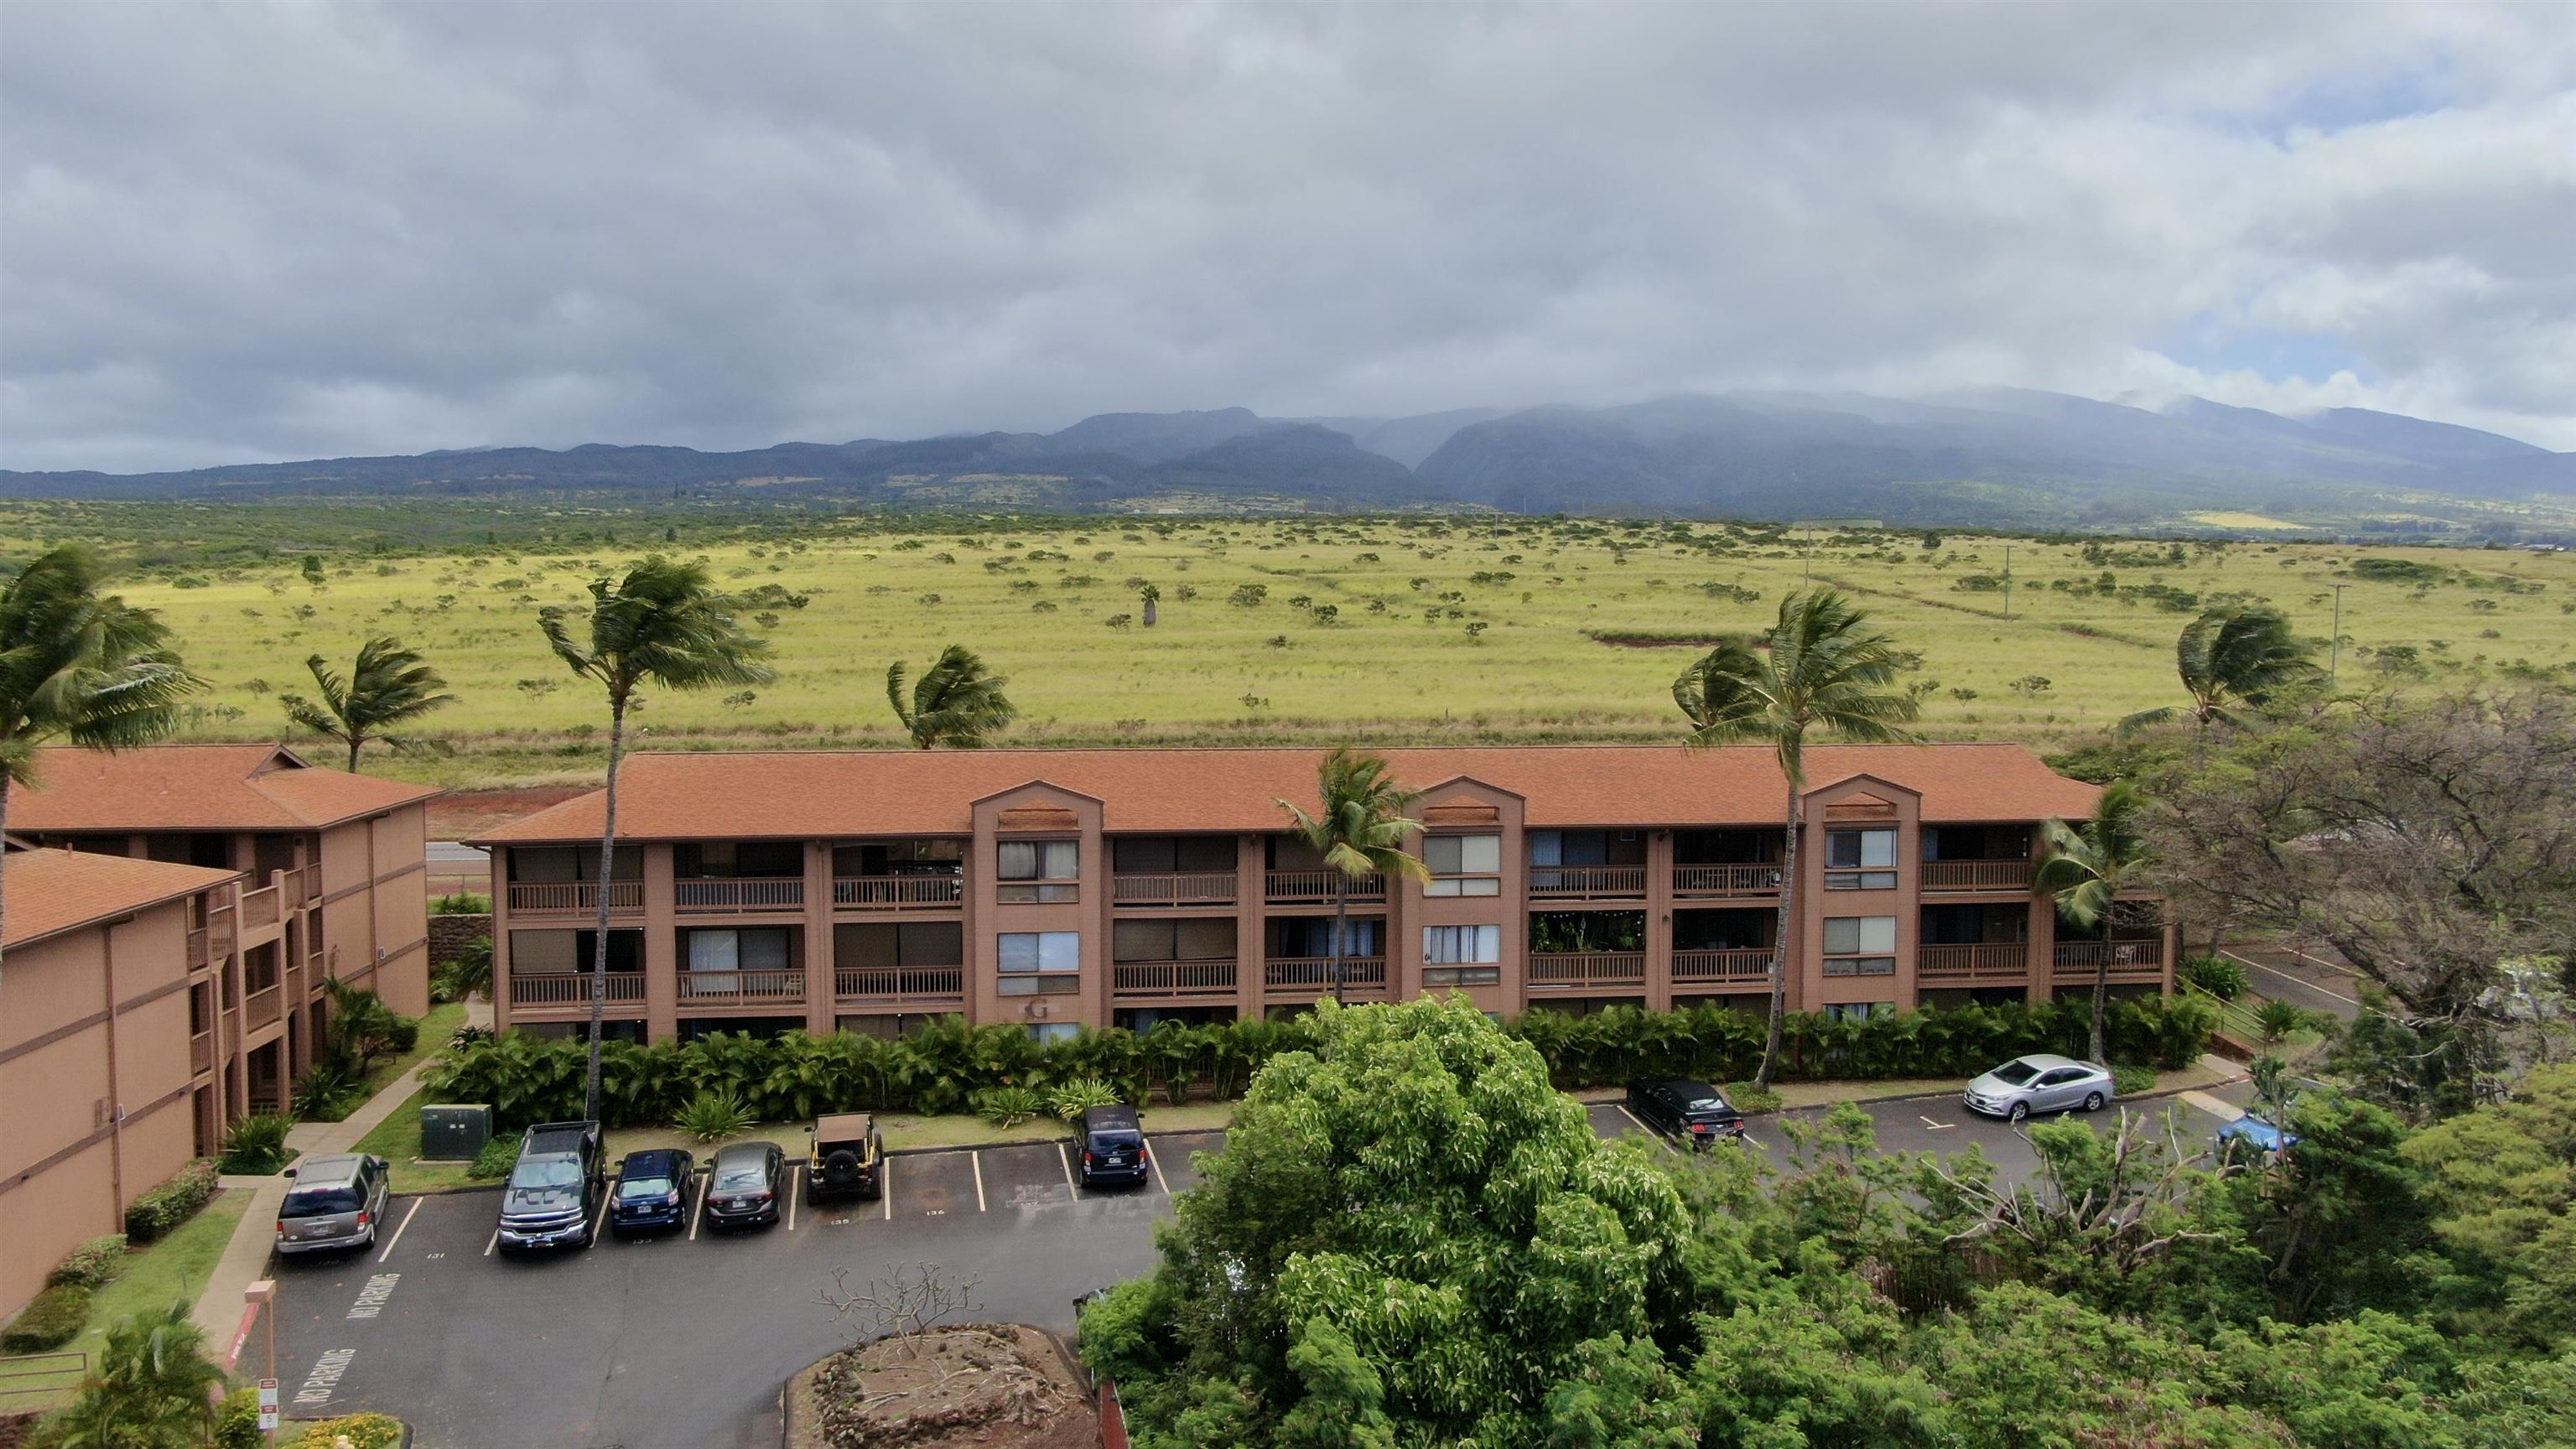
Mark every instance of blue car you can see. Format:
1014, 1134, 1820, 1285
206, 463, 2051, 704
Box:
2216, 1113, 2298, 1154
607, 1148, 695, 1234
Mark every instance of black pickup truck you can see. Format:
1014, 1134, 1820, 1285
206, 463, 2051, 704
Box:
495, 1120, 605, 1253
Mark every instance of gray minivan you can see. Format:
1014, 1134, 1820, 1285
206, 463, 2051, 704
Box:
274, 1153, 392, 1256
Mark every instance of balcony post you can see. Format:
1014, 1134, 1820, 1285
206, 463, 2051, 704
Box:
2025, 892, 2057, 1004
803, 840, 836, 1036
1234, 834, 1265, 1024
643, 844, 679, 1041
1644, 830, 1675, 1011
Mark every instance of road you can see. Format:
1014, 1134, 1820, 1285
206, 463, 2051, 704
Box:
2222, 946, 2366, 1024
263, 1085, 2249, 1449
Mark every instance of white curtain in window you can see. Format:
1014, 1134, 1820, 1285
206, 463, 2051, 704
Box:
999, 842, 1036, 880
689, 932, 739, 971
1424, 924, 1500, 963
1038, 932, 1080, 973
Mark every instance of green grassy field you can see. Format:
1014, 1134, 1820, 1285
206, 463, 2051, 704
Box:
21, 512, 2573, 787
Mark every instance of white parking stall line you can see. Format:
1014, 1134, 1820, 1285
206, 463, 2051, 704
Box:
592, 1177, 616, 1242
1614, 1103, 1673, 1152
688, 1172, 706, 1241
1149, 1143, 1173, 1197
785, 1168, 800, 1232
880, 1160, 893, 1221
375, 1198, 423, 1265
1058, 1142, 1079, 1195
971, 1151, 987, 1213
482, 1228, 499, 1258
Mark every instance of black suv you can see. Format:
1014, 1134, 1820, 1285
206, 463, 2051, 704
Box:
1625, 1078, 1746, 1150
496, 1120, 606, 1253
607, 1148, 695, 1235
1075, 1105, 1150, 1189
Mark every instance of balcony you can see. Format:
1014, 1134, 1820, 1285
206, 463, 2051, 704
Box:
833, 875, 964, 910
1112, 873, 1239, 907
1263, 956, 1389, 996
1920, 859, 2036, 893
190, 1030, 214, 1076
243, 984, 281, 1029
1670, 948, 1773, 984
1671, 865, 1783, 899
674, 878, 805, 914
1264, 871, 1384, 906
188, 927, 210, 972
677, 969, 807, 1005
507, 880, 644, 916
1918, 942, 2032, 982
2052, 939, 2167, 980
1112, 959, 1240, 998
509, 972, 647, 1008
241, 886, 280, 931
1528, 866, 1647, 899
834, 966, 966, 1000
1527, 952, 1647, 988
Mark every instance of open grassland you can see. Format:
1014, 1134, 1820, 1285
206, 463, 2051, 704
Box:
23, 512, 2573, 787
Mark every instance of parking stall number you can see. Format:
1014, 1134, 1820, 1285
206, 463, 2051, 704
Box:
294, 1348, 356, 1407
346, 1274, 400, 1321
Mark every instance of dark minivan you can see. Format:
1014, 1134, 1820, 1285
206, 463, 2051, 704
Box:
1625, 1078, 1747, 1150
1076, 1105, 1150, 1189
608, 1148, 695, 1235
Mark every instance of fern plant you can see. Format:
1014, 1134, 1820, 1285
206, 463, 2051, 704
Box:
673, 1089, 756, 1142
1046, 1078, 1122, 1124
218, 1114, 295, 1175
978, 1086, 1045, 1130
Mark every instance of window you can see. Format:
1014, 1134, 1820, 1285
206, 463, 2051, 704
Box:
1112, 836, 1236, 873
1822, 915, 1898, 976
1114, 918, 1236, 963
1826, 828, 1898, 890
1029, 1022, 1081, 1045
688, 928, 791, 974
1423, 834, 1502, 896
1424, 966, 1502, 988
677, 840, 802, 878
834, 922, 963, 969
1270, 917, 1381, 958
1424, 924, 1501, 965
997, 931, 1081, 994
998, 840, 1079, 902
834, 839, 963, 877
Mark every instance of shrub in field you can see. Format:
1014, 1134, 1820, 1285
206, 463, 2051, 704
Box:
0, 1283, 89, 1351
978, 1087, 1044, 1129
218, 1114, 295, 1175
2255, 999, 2309, 1043
674, 1089, 756, 1142
47, 1235, 130, 1290
2112, 1063, 2158, 1095
2180, 954, 2251, 1000
124, 1161, 220, 1243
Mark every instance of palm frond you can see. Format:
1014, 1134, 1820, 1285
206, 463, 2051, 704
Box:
0, 547, 200, 784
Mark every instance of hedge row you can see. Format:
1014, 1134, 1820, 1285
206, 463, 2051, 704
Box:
432, 995, 2215, 1131
123, 1160, 220, 1244
44, 1235, 127, 1291
0, 1283, 89, 1353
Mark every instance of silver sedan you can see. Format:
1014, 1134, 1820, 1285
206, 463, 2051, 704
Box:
1962, 1053, 2115, 1121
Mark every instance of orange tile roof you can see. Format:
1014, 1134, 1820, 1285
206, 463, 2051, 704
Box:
7, 745, 440, 833
3, 847, 239, 948
472, 743, 2101, 843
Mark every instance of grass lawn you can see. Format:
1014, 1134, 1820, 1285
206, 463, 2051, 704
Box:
354, 1083, 491, 1194
70, 1190, 250, 1355
293, 1001, 467, 1125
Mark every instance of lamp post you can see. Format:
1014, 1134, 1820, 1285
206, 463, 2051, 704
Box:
244, 1280, 278, 1444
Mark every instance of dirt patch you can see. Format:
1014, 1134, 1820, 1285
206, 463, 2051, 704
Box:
1583, 630, 1756, 648
788, 1324, 1094, 1449
426, 786, 589, 839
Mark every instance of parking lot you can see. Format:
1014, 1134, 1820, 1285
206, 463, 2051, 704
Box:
263, 1087, 2246, 1449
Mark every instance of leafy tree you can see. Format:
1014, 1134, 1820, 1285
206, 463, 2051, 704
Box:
278, 635, 457, 771
2122, 601, 2321, 731
1274, 748, 1431, 1004
40, 1300, 225, 1449
1140, 581, 1161, 627
885, 643, 1016, 749
1672, 589, 1918, 1088
2403, 1062, 2576, 1348
2035, 779, 2156, 1064
0, 545, 199, 995
539, 557, 772, 1120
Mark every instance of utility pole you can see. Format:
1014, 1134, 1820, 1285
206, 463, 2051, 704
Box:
2329, 583, 2348, 686
2002, 543, 2013, 620
1804, 528, 1814, 580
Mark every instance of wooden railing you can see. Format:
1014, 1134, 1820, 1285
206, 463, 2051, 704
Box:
1919, 942, 2033, 981
243, 984, 281, 1029
1921, 859, 2035, 892
189, 1031, 213, 1075
1670, 948, 1774, 983
188, 927, 210, 971
1263, 957, 1388, 993
674, 878, 805, 913
1671, 864, 1784, 898
508, 972, 647, 1007
834, 966, 966, 999
1112, 959, 1239, 996
240, 886, 280, 930
1112, 872, 1239, 906
833, 875, 964, 909
1263, 871, 1384, 905
678, 969, 806, 1004
1527, 952, 1647, 986
1528, 865, 1648, 898
2052, 940, 2168, 977
506, 880, 643, 914
297, 861, 323, 904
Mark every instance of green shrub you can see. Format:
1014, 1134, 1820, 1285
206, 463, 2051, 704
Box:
124, 1160, 220, 1243
292, 1063, 368, 1121
1047, 1078, 1123, 1123
2111, 1063, 2158, 1095
433, 938, 493, 1004
219, 1114, 295, 1175
468, 1136, 518, 1180
216, 1384, 265, 1449
285, 1412, 405, 1448
0, 1283, 90, 1352
977, 1087, 1044, 1129
2180, 955, 2251, 1000
673, 1089, 755, 1142
46, 1234, 129, 1290
2255, 999, 2309, 1044
1722, 1083, 1784, 1114
430, 891, 491, 915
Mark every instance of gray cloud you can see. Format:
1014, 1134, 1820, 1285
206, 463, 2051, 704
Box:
3, 0, 2573, 473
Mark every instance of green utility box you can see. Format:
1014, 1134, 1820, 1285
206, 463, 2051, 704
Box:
420, 1103, 493, 1161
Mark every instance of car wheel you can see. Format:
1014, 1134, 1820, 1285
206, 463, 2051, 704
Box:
2082, 1092, 2105, 1112
2007, 1100, 2031, 1122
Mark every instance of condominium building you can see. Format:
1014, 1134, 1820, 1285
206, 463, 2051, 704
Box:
8, 745, 442, 1109
475, 744, 2171, 1042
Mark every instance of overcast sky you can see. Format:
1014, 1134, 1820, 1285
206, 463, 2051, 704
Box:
3, 2, 2572, 473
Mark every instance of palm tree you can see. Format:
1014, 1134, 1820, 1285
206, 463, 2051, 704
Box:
1673, 589, 1919, 1089
48, 1300, 224, 1448
0, 546, 199, 994
886, 644, 1017, 749
1140, 582, 1161, 627
2120, 604, 2320, 732
2035, 779, 2154, 1064
541, 557, 772, 1120
1275, 748, 1431, 1004
278, 635, 459, 771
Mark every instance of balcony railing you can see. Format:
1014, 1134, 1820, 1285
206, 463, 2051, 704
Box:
188, 927, 210, 971
677, 969, 807, 1004
1112, 872, 1239, 906
1112, 959, 1240, 996
1671, 864, 1784, 898
506, 880, 644, 915
1921, 859, 2036, 892
834, 966, 966, 999
1263, 956, 1389, 995
189, 1031, 213, 1075
1527, 951, 1647, 987
833, 875, 964, 910
1670, 948, 1774, 984
2052, 939, 2168, 977
1918, 942, 2033, 981
243, 984, 281, 1029
241, 886, 280, 931
1263, 871, 1385, 906
509, 972, 647, 1007
209, 905, 236, 963
674, 878, 805, 914
1528, 866, 1648, 898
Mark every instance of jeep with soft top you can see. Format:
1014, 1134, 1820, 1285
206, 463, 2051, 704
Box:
496, 1119, 605, 1253
805, 1112, 884, 1203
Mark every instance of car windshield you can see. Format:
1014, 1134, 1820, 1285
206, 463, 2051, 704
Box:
617, 1176, 674, 1199
508, 1158, 583, 1191
1990, 1060, 2043, 1086
279, 1186, 361, 1218
715, 1163, 767, 1188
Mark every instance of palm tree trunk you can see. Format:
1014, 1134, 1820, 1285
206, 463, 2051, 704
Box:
1329, 878, 1348, 1006
348, 736, 363, 773
584, 699, 626, 1122
2090, 939, 2110, 1064
1754, 785, 1800, 1089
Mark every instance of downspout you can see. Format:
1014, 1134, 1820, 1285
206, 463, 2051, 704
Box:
102, 916, 127, 1216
